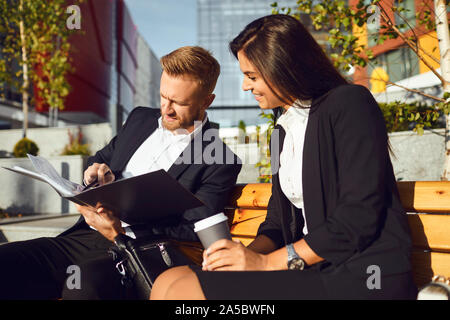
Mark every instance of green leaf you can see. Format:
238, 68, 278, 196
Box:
342, 17, 350, 27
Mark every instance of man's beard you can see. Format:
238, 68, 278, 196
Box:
161, 116, 183, 131
161, 109, 202, 132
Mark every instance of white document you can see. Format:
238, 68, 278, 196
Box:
3, 154, 84, 197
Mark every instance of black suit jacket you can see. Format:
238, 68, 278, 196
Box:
62, 107, 242, 241
258, 84, 413, 277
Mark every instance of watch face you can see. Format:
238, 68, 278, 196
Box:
288, 258, 305, 270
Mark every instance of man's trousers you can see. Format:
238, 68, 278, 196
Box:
0, 223, 131, 300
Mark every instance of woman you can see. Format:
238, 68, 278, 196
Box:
150, 14, 417, 300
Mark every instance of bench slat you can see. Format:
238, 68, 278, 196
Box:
228, 209, 264, 239
226, 208, 450, 253
411, 251, 450, 288
230, 209, 266, 233
227, 182, 450, 213
224, 182, 450, 284
231, 236, 255, 247
397, 181, 450, 213
227, 183, 271, 209
407, 214, 450, 253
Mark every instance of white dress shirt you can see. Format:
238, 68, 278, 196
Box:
277, 100, 311, 236
122, 115, 206, 178
91, 114, 207, 238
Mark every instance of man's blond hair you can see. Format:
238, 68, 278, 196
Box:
160, 46, 220, 96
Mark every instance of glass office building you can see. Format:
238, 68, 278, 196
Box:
198, 0, 317, 128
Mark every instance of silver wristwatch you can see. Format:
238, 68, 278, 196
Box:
286, 243, 306, 270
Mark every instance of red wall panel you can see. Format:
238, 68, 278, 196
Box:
35, 0, 138, 121
36, 0, 114, 120
64, 0, 114, 119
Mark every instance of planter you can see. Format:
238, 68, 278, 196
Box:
388, 129, 445, 181
227, 129, 445, 183
227, 143, 263, 183
0, 123, 112, 158
0, 155, 88, 215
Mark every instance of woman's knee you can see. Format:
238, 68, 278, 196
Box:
151, 266, 193, 300
164, 271, 205, 300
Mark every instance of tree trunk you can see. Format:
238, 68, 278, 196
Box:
19, 0, 29, 138
435, 0, 450, 180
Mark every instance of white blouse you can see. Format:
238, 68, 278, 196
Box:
276, 99, 311, 236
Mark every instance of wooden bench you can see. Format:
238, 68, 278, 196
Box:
219, 181, 450, 289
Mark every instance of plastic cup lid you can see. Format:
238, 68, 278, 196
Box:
193, 212, 228, 232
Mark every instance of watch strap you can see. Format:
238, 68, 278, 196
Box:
286, 243, 299, 261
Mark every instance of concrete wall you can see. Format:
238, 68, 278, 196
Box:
0, 123, 113, 157
226, 129, 446, 183
227, 143, 262, 183
0, 155, 87, 215
0, 127, 443, 215
0, 123, 112, 215
388, 129, 445, 181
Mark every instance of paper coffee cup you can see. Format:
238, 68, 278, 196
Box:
194, 212, 232, 249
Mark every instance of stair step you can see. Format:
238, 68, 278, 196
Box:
0, 214, 80, 243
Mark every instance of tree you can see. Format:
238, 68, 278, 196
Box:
271, 0, 450, 179
0, 0, 81, 137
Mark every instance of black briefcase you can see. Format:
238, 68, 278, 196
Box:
108, 233, 203, 300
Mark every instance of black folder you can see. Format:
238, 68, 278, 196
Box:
68, 170, 205, 225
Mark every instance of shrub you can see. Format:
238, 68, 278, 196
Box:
13, 137, 39, 157
255, 112, 275, 183
379, 101, 443, 134
61, 127, 91, 156
237, 120, 247, 133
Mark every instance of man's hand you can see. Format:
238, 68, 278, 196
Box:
76, 204, 124, 242
201, 239, 271, 271
84, 163, 115, 187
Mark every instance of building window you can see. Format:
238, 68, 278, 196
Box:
364, 0, 379, 47
369, 46, 419, 84
394, 0, 416, 31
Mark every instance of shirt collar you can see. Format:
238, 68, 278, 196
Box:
293, 98, 312, 109
277, 99, 311, 127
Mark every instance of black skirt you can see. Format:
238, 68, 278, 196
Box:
189, 264, 417, 300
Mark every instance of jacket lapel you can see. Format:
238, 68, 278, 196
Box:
114, 118, 159, 173
270, 124, 293, 244
167, 121, 212, 180
302, 103, 326, 233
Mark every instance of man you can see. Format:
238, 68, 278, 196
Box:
0, 46, 241, 300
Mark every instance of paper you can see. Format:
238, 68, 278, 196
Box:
3, 154, 205, 224
3, 154, 83, 197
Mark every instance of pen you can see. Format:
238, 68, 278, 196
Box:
82, 170, 112, 191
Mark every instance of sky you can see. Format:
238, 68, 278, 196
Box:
124, 0, 198, 59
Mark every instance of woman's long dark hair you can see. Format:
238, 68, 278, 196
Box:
229, 14, 348, 105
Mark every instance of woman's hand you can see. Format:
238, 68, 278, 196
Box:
202, 239, 272, 271
76, 204, 124, 242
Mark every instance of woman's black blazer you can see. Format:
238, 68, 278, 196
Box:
257, 84, 413, 277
